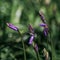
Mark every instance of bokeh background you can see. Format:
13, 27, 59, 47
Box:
0, 0, 60, 60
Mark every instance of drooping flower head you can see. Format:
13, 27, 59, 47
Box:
40, 23, 48, 36
39, 11, 48, 36
28, 24, 34, 44
7, 23, 19, 31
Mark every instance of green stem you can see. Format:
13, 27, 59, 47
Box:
35, 52, 38, 60
49, 33, 54, 60
18, 30, 26, 60
37, 51, 40, 60
35, 50, 40, 60
21, 37, 26, 60
47, 37, 48, 50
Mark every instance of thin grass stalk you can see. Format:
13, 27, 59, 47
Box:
18, 30, 26, 60
37, 51, 40, 60
35, 52, 38, 60
35, 49, 40, 60
49, 33, 54, 60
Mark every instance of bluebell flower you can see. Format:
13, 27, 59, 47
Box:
40, 23, 48, 36
29, 35, 34, 44
7, 23, 18, 31
40, 23, 47, 27
39, 11, 48, 36
28, 24, 35, 44
44, 27, 48, 36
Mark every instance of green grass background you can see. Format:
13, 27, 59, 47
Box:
0, 0, 60, 60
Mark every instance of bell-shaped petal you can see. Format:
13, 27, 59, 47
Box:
44, 28, 48, 36
29, 35, 34, 44
7, 23, 18, 31
40, 23, 46, 27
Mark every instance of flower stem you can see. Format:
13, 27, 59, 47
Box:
49, 33, 54, 60
18, 30, 26, 60
37, 51, 40, 60
35, 53, 38, 60
35, 50, 40, 60
47, 36, 48, 50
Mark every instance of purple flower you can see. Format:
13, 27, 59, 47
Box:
44, 28, 48, 36
40, 23, 47, 27
7, 23, 18, 31
29, 35, 34, 44
40, 23, 48, 36
39, 12, 46, 23
28, 24, 34, 34
39, 11, 49, 36
28, 24, 35, 44
34, 44, 38, 52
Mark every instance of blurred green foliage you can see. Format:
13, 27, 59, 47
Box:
0, 0, 60, 60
